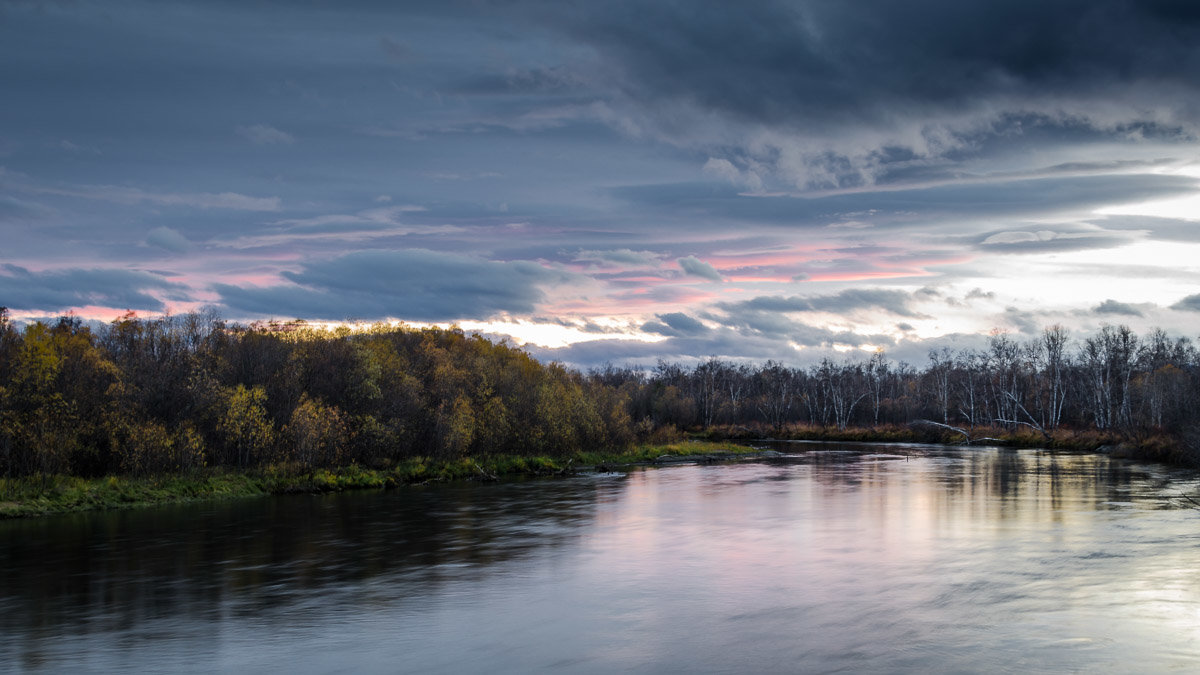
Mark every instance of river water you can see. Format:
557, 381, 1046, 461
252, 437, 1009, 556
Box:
3, 443, 1200, 673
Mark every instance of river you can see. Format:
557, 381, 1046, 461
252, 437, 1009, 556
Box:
2, 443, 1200, 673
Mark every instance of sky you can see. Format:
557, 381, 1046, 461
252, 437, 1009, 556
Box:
4, 0, 1200, 368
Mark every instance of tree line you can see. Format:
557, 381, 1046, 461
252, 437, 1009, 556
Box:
0, 309, 632, 478
599, 324, 1200, 448
2, 307, 1199, 478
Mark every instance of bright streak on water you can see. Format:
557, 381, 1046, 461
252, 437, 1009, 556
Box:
2, 443, 1200, 673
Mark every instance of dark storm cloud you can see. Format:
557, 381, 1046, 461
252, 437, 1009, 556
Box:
314, 0, 1182, 191
580, 1, 1194, 110
215, 249, 579, 321
530, 1, 1200, 130
0, 264, 183, 312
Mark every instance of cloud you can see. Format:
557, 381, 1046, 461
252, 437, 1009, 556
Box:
702, 157, 763, 192
145, 226, 191, 253
641, 312, 709, 337
610, 174, 1198, 229
977, 228, 1131, 254
1170, 294, 1200, 312
379, 36, 414, 62
0, 195, 51, 222
30, 184, 282, 211
1093, 299, 1145, 317
724, 288, 926, 318
526, 320, 900, 370
532, 0, 1200, 189
575, 248, 661, 267
270, 205, 431, 233
236, 124, 295, 145
677, 255, 722, 281
216, 249, 581, 321
0, 264, 183, 312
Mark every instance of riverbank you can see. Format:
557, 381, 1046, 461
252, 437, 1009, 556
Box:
695, 423, 1194, 465
4, 430, 1191, 520
0, 441, 763, 519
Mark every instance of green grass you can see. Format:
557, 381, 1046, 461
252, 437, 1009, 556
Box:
0, 441, 765, 519
0, 472, 268, 519
572, 440, 758, 466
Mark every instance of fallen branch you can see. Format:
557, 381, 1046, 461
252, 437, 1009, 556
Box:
1000, 392, 1051, 440
994, 418, 1050, 439
472, 461, 498, 482
913, 419, 969, 440
911, 419, 1004, 445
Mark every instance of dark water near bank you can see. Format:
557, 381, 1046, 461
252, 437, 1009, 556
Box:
3, 443, 1200, 673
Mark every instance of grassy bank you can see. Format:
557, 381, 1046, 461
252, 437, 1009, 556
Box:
0, 440, 761, 519
6, 431, 1188, 520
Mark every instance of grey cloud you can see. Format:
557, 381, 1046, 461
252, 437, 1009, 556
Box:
0, 195, 50, 222
976, 228, 1131, 254
0, 263, 183, 312
677, 256, 722, 281
145, 226, 191, 253
236, 124, 295, 145
526, 325, 880, 370
1170, 294, 1200, 312
517, 0, 1200, 188
1002, 307, 1041, 335
575, 248, 661, 267
610, 174, 1198, 229
1096, 215, 1200, 244
216, 249, 579, 321
1093, 299, 1145, 317
452, 65, 585, 96
531, 326, 1010, 371
529, 316, 627, 335
379, 36, 414, 62
552, 1, 1200, 121
641, 312, 709, 337
29, 184, 282, 211
725, 288, 926, 319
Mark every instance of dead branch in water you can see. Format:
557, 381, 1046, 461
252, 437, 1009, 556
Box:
911, 419, 1004, 445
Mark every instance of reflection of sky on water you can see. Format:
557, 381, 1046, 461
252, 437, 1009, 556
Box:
2, 446, 1199, 672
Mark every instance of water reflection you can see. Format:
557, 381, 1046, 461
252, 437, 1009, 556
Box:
2, 445, 1199, 673
0, 478, 621, 671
